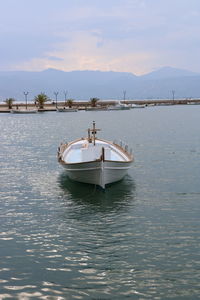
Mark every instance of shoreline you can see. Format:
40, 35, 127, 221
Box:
0, 99, 200, 113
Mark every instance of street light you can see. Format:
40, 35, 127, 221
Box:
123, 90, 126, 101
64, 90, 68, 106
172, 90, 175, 103
54, 91, 59, 108
24, 91, 29, 110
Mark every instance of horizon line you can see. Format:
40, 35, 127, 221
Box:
0, 66, 199, 77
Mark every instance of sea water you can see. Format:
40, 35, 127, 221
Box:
0, 105, 200, 299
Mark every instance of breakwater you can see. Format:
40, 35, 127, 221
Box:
0, 98, 200, 113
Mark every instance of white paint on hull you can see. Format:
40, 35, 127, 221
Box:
62, 160, 132, 189
58, 126, 133, 189
10, 109, 38, 114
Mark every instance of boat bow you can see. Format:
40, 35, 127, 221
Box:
58, 122, 133, 188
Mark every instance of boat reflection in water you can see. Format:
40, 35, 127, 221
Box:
58, 172, 136, 213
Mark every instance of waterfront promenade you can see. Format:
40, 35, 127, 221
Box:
0, 99, 200, 113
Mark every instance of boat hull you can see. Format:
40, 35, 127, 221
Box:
11, 109, 38, 114
60, 159, 132, 188
57, 108, 78, 112
107, 107, 130, 110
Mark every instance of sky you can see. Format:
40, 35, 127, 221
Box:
1, 0, 200, 75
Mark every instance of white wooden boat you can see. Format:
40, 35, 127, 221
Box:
58, 122, 133, 189
57, 107, 78, 112
85, 107, 108, 111
130, 104, 146, 108
10, 108, 38, 114
107, 101, 130, 110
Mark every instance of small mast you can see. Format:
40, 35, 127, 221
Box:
88, 121, 101, 145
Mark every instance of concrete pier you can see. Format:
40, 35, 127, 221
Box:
0, 99, 200, 113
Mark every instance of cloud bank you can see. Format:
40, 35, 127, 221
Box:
1, 0, 200, 74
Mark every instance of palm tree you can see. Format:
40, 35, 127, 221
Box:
4, 98, 15, 109
67, 99, 74, 108
90, 97, 99, 107
34, 93, 49, 109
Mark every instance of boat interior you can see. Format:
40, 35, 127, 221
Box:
62, 139, 130, 163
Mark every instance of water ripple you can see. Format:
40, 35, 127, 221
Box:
1, 109, 200, 299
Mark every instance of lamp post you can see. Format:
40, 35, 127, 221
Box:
123, 90, 126, 101
172, 90, 175, 103
24, 91, 29, 110
64, 90, 68, 106
54, 91, 59, 108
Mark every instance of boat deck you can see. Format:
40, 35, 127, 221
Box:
62, 139, 130, 163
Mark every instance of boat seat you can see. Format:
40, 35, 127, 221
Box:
81, 145, 111, 161
104, 147, 111, 160
81, 145, 101, 162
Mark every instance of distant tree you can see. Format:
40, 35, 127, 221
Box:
4, 98, 15, 109
90, 97, 99, 107
67, 99, 74, 108
34, 93, 49, 109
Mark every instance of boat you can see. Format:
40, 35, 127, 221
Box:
130, 104, 146, 109
85, 106, 108, 111
57, 122, 133, 189
10, 108, 38, 114
107, 101, 130, 110
57, 107, 78, 112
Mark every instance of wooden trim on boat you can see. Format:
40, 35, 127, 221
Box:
59, 157, 132, 166
97, 138, 134, 161
58, 137, 133, 165
59, 158, 102, 166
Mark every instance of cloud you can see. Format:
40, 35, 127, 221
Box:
1, 0, 200, 73
13, 30, 155, 74
47, 56, 64, 61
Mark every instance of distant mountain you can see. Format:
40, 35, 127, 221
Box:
0, 67, 200, 101
140, 66, 199, 80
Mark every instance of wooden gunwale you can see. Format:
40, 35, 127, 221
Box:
98, 138, 134, 161
59, 137, 133, 166
60, 158, 132, 166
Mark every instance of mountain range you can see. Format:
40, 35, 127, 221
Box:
0, 66, 200, 101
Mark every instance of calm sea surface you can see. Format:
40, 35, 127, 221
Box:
0, 105, 200, 299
